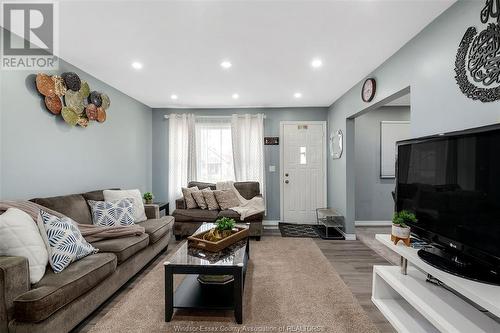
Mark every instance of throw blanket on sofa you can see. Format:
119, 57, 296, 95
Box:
216, 181, 265, 220
0, 201, 145, 242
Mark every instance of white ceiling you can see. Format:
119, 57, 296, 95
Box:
56, 0, 454, 108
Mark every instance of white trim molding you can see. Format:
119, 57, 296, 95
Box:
355, 220, 392, 226
263, 220, 279, 229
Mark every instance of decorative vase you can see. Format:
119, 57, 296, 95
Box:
391, 224, 411, 246
145, 199, 153, 204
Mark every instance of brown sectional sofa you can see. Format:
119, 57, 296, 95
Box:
0, 189, 174, 333
172, 181, 263, 240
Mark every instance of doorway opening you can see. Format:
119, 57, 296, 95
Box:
346, 87, 411, 240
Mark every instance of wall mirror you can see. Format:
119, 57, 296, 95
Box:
330, 129, 343, 159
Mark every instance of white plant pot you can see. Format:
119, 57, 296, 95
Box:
391, 224, 411, 239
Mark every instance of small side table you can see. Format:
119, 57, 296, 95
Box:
155, 202, 169, 216
316, 208, 345, 240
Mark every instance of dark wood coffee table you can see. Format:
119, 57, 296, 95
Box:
164, 223, 250, 324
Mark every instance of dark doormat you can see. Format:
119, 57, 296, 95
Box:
278, 223, 345, 240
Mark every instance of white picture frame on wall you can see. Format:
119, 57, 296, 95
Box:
380, 121, 410, 179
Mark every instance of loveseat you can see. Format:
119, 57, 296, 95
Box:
172, 181, 263, 240
0, 189, 174, 333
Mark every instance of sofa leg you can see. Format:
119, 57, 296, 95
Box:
255, 236, 261, 241
175, 235, 182, 241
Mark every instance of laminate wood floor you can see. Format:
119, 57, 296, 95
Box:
72, 228, 395, 333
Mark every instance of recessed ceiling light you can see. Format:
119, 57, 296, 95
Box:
294, 92, 302, 98
220, 60, 232, 69
232, 93, 239, 99
131, 61, 143, 70
170, 94, 178, 100
311, 58, 323, 68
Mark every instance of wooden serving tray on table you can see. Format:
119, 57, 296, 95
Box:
188, 226, 249, 252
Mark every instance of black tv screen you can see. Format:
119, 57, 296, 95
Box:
396, 126, 500, 263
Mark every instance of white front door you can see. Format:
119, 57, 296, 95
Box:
281, 121, 327, 224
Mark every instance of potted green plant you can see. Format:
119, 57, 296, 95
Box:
203, 217, 236, 241
391, 210, 417, 246
143, 192, 154, 204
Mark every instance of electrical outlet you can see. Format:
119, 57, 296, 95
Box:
269, 165, 276, 172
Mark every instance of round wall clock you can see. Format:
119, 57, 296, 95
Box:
362, 78, 376, 102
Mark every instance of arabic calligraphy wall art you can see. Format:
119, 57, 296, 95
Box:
455, 0, 500, 103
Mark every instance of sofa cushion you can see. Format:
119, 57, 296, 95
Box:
218, 209, 264, 222
234, 182, 260, 200
14, 253, 116, 323
88, 199, 136, 227
31, 194, 93, 225
137, 217, 174, 243
81, 188, 120, 202
173, 209, 219, 222
91, 233, 149, 264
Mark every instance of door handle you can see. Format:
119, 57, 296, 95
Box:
285, 173, 289, 177
285, 180, 289, 184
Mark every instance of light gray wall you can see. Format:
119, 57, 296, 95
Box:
327, 1, 500, 234
0, 56, 152, 199
152, 107, 328, 220
355, 106, 410, 221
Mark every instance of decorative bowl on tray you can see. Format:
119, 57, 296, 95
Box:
188, 218, 249, 252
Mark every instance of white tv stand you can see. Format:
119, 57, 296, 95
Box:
372, 234, 500, 333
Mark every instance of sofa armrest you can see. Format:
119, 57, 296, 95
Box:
176, 198, 186, 210
144, 204, 160, 219
0, 256, 30, 333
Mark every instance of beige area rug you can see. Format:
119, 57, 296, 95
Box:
89, 238, 379, 333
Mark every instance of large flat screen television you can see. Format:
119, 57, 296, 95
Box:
396, 124, 500, 285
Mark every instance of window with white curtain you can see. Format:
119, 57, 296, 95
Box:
195, 118, 235, 183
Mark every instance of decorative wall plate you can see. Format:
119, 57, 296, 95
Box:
89, 91, 102, 107
61, 72, 81, 91
77, 116, 89, 128
65, 90, 85, 114
61, 107, 79, 126
44, 96, 62, 114
100, 93, 110, 109
96, 107, 106, 122
36, 73, 56, 97
85, 103, 98, 120
52, 76, 67, 97
80, 81, 90, 98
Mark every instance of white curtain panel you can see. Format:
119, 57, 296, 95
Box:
231, 114, 266, 205
168, 114, 196, 213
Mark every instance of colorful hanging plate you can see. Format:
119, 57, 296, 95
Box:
65, 91, 85, 114
85, 103, 98, 120
96, 107, 106, 123
77, 116, 89, 128
61, 72, 81, 91
44, 95, 62, 114
36, 73, 56, 97
61, 107, 79, 126
52, 76, 67, 97
89, 91, 102, 107
100, 93, 110, 109
80, 81, 90, 98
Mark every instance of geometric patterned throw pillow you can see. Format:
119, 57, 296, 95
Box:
37, 210, 98, 273
87, 198, 135, 227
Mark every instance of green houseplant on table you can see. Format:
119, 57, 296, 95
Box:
391, 210, 417, 246
143, 192, 154, 204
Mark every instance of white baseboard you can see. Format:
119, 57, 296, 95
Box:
262, 220, 279, 229
355, 220, 392, 226
344, 233, 357, 240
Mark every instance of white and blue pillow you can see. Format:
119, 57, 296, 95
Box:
88, 198, 135, 227
37, 210, 97, 273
